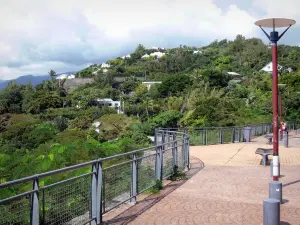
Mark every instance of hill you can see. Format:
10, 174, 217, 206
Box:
0, 72, 77, 90
1, 34, 300, 184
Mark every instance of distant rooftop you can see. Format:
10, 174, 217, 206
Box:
227, 72, 241, 77
56, 74, 75, 80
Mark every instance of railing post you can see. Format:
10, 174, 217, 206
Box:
131, 153, 137, 203
97, 162, 103, 224
155, 145, 162, 180
161, 131, 165, 151
161, 131, 165, 178
91, 162, 102, 225
185, 136, 190, 170
154, 128, 158, 146
232, 127, 235, 143
172, 133, 178, 168
30, 178, 39, 225
92, 162, 103, 225
205, 129, 208, 145
182, 132, 186, 169
220, 128, 223, 144
202, 129, 205, 145
91, 163, 97, 225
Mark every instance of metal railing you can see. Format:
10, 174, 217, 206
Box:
159, 121, 300, 146
0, 130, 190, 225
159, 123, 274, 145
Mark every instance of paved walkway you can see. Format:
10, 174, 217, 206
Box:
128, 133, 300, 225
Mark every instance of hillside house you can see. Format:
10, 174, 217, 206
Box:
227, 72, 242, 83
227, 72, 241, 78
142, 81, 162, 90
261, 62, 283, 73
56, 74, 75, 80
193, 50, 202, 54
141, 54, 150, 59
152, 46, 165, 51
121, 55, 131, 59
96, 98, 123, 114
101, 63, 110, 68
150, 52, 166, 59
92, 69, 100, 75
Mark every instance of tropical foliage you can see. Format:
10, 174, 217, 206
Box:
1, 35, 300, 183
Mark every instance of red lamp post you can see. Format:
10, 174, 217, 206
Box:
255, 18, 295, 181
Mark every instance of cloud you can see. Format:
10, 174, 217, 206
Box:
252, 0, 300, 21
0, 0, 261, 79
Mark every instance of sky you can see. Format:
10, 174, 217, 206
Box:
1, 0, 300, 80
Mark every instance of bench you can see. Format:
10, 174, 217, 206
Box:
255, 148, 273, 166
264, 135, 273, 145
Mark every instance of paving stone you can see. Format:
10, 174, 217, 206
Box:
105, 134, 300, 225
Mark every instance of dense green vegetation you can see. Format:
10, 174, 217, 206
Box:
1, 35, 300, 184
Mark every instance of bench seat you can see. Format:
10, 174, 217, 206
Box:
255, 148, 273, 166
264, 135, 273, 144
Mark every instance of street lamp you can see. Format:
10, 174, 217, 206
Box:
255, 18, 296, 182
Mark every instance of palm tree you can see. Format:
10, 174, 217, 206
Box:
48, 70, 56, 91
48, 70, 56, 79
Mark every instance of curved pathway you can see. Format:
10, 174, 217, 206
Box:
128, 133, 300, 225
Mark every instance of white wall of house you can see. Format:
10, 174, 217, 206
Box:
150, 52, 165, 58
141, 54, 150, 59
96, 98, 123, 114
261, 62, 283, 73
142, 81, 162, 90
121, 54, 131, 59
193, 50, 202, 54
101, 63, 110, 68
56, 74, 75, 80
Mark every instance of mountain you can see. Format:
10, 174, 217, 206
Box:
0, 72, 77, 90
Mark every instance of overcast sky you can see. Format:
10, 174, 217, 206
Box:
1, 0, 300, 80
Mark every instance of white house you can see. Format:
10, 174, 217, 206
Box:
261, 62, 283, 73
56, 74, 75, 80
92, 67, 109, 75
150, 52, 165, 59
227, 72, 242, 84
227, 72, 241, 77
92, 69, 100, 75
101, 63, 110, 68
141, 54, 150, 59
121, 54, 131, 59
96, 98, 123, 114
142, 81, 162, 90
193, 50, 202, 54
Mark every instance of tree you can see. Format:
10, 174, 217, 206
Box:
53, 116, 68, 132
0, 82, 25, 113
200, 68, 230, 88
48, 70, 57, 90
120, 78, 138, 94
158, 74, 192, 97
49, 70, 57, 79
151, 110, 182, 128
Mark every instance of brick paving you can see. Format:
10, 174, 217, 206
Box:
104, 133, 300, 225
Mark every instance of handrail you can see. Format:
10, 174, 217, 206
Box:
0, 131, 185, 189
0, 129, 190, 225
